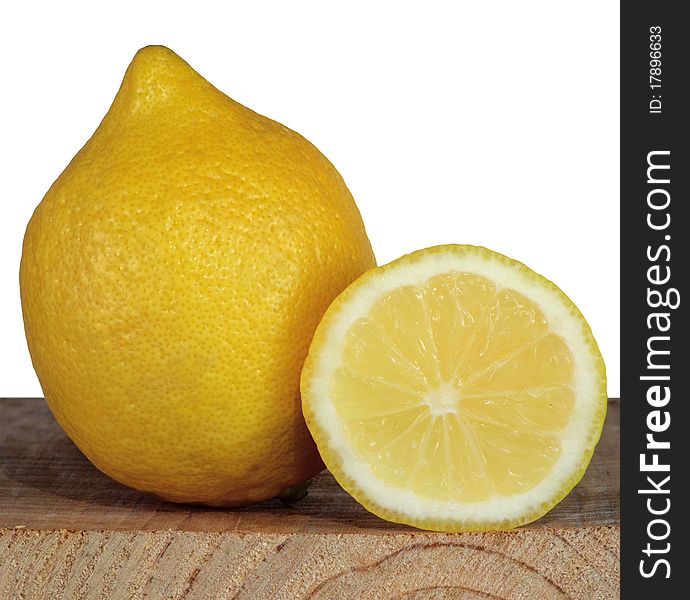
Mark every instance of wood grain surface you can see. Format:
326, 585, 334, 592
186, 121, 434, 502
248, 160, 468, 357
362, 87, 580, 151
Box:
0, 398, 619, 599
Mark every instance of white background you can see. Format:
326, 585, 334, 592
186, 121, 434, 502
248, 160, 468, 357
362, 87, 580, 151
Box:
0, 1, 620, 397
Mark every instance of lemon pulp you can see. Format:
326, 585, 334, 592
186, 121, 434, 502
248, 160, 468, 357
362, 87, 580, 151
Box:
333, 272, 574, 503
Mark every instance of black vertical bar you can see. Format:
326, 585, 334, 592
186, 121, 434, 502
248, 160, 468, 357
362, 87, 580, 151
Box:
621, 2, 688, 595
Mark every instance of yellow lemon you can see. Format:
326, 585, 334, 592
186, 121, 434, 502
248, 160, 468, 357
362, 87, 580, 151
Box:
20, 46, 375, 506
302, 245, 606, 531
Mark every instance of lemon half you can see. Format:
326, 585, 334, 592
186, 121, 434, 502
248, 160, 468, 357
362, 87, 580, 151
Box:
301, 245, 606, 531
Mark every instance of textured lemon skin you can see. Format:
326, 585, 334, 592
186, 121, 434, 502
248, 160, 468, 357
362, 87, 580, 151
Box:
301, 245, 607, 532
20, 46, 375, 506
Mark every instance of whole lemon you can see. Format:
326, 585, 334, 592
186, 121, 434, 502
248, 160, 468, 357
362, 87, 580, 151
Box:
19, 46, 375, 506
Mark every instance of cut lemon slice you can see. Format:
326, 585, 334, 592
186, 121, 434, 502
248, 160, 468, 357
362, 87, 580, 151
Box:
301, 245, 607, 531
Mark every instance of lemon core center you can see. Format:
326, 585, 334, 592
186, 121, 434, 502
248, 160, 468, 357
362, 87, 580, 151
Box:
424, 383, 460, 417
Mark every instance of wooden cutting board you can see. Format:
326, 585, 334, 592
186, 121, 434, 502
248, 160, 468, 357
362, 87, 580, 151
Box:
0, 398, 619, 599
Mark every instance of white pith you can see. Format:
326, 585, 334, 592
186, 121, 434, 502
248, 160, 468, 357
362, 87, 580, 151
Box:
306, 248, 603, 525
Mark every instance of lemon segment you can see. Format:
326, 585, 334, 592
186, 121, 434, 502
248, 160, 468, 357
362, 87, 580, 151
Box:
302, 245, 606, 531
